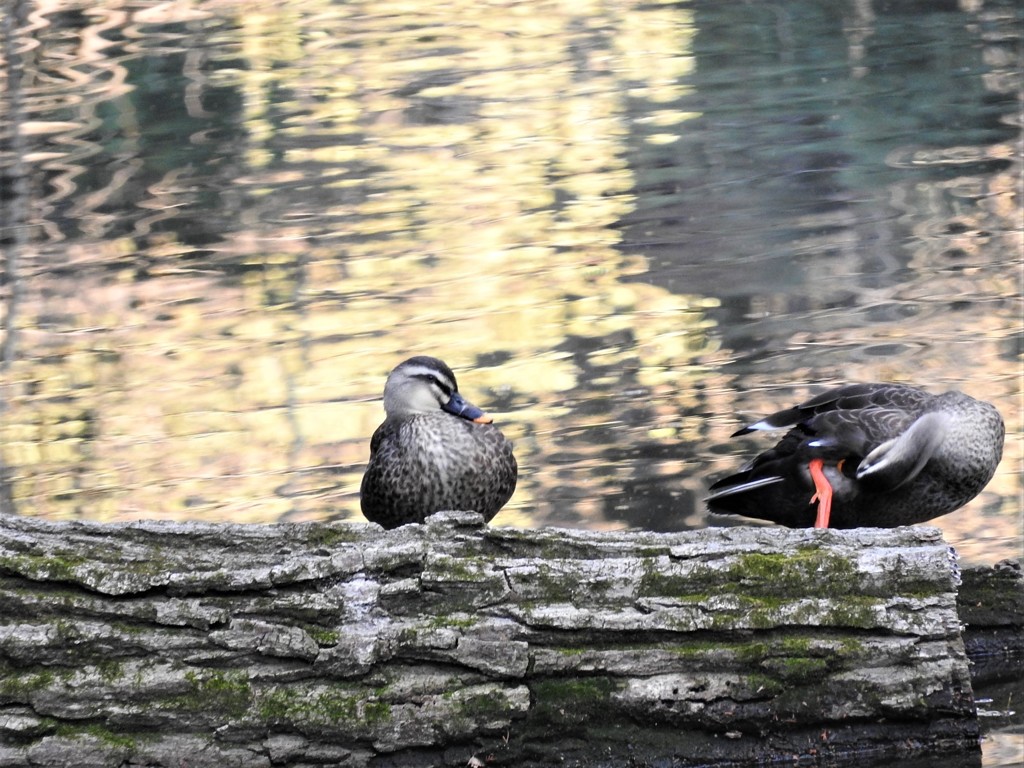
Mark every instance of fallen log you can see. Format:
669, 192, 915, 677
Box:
0, 511, 998, 767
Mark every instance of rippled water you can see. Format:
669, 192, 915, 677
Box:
5, 0, 1018, 556
1, 1, 1022, 761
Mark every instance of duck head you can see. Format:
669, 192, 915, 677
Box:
382, 355, 493, 424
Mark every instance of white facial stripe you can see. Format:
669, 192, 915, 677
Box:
400, 364, 455, 392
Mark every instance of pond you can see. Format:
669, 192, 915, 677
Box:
1, 0, 1021, 764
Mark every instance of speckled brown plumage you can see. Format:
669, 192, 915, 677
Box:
360, 356, 517, 529
706, 383, 1004, 528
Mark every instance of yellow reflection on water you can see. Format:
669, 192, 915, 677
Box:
1, 0, 1020, 570
1, 0, 714, 527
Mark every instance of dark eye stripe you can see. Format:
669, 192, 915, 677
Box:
409, 371, 454, 397
422, 374, 452, 396
398, 360, 457, 395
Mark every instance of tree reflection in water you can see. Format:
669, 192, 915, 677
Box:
0, 0, 1019, 573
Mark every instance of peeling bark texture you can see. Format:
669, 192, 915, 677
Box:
0, 512, 994, 767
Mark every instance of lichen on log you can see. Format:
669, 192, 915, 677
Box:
0, 511, 987, 767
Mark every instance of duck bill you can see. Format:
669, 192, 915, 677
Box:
443, 392, 493, 424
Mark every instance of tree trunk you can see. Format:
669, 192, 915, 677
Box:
0, 511, 1006, 768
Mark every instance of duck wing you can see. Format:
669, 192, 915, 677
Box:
707, 384, 931, 522
732, 383, 932, 436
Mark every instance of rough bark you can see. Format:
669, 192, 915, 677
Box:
0, 511, 998, 767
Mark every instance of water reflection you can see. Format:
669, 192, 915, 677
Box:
0, 0, 1020, 577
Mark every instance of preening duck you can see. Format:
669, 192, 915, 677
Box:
706, 383, 1004, 529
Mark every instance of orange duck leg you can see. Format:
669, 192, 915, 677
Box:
808, 457, 833, 529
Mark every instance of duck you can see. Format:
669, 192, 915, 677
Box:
360, 356, 518, 529
706, 383, 1004, 529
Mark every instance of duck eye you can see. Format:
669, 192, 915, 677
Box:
431, 377, 453, 398
414, 373, 452, 399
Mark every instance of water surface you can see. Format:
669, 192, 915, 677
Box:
4, 0, 1019, 559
